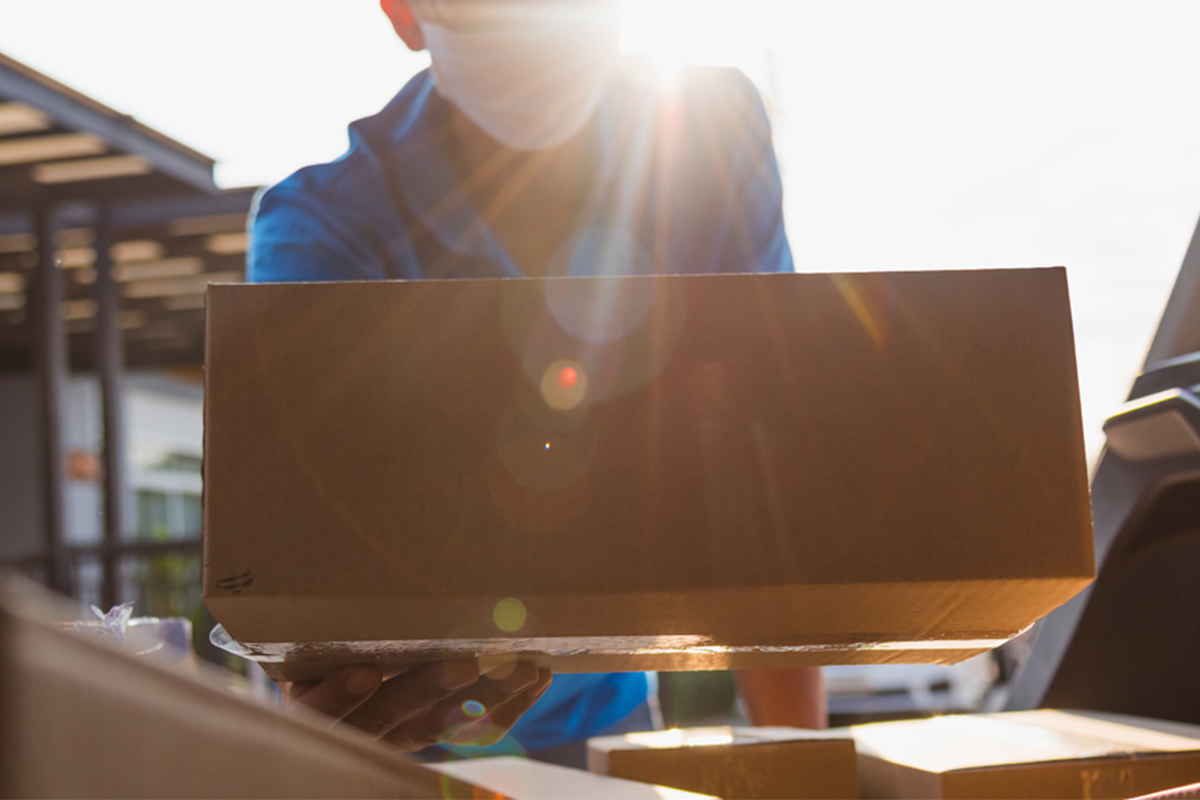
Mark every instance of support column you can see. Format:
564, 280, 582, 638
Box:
33, 206, 71, 596
94, 206, 125, 609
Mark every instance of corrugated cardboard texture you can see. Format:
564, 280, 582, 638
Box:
203, 270, 1094, 678
0, 576, 479, 799
588, 726, 859, 799
432, 756, 713, 799
851, 710, 1200, 799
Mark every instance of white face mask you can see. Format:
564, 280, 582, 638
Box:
409, 1, 622, 152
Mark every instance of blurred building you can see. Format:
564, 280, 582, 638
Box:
0, 372, 203, 605
0, 51, 255, 661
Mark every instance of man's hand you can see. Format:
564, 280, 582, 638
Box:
284, 661, 553, 752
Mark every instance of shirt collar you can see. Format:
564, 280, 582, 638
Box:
387, 68, 625, 275
387, 71, 518, 272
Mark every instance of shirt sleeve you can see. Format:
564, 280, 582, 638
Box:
707, 69, 795, 275
246, 173, 392, 284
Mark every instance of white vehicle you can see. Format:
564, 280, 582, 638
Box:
823, 653, 998, 720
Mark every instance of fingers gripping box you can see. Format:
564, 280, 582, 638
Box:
202, 270, 1094, 682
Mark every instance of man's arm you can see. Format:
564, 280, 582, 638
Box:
700, 67, 794, 276
735, 668, 828, 729
248, 182, 391, 283
705, 72, 822, 728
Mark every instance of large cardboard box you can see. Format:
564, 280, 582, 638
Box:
432, 757, 713, 799
851, 710, 1200, 799
0, 574, 478, 799
587, 726, 859, 799
203, 269, 1094, 682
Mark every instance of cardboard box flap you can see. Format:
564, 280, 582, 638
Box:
597, 725, 853, 751
432, 756, 715, 799
0, 573, 473, 799
588, 725, 860, 800
851, 711, 1200, 775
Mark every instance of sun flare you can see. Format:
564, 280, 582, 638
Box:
622, 0, 734, 82
620, 0, 775, 94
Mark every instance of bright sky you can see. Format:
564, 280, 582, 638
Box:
2, 0, 1199, 464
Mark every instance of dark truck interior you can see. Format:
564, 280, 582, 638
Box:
1007, 214, 1200, 725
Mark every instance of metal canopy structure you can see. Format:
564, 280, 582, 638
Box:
0, 190, 255, 371
0, 51, 217, 209
0, 51, 254, 607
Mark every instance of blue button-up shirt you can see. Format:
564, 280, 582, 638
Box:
248, 58, 792, 752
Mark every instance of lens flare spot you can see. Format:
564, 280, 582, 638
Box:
556, 366, 578, 390
541, 359, 588, 411
493, 597, 527, 633
496, 397, 597, 492
462, 699, 486, 718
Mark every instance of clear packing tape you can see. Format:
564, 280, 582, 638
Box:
210, 624, 1019, 664
210, 622, 250, 658
67, 602, 197, 668
73, 602, 161, 655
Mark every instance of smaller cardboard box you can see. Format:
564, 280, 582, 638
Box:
432, 756, 714, 799
851, 710, 1200, 800
588, 726, 859, 799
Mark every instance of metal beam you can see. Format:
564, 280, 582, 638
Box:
108, 187, 258, 229
71, 539, 202, 560
32, 206, 71, 595
0, 539, 202, 570
94, 205, 125, 609
0, 52, 217, 195
0, 187, 257, 238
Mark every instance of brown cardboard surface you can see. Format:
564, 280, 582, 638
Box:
432, 756, 714, 799
850, 710, 1200, 799
1130, 780, 1200, 799
0, 574, 481, 799
588, 726, 859, 799
203, 269, 1094, 680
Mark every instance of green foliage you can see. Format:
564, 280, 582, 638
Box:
658, 670, 739, 728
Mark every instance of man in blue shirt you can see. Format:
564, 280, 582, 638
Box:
249, 0, 820, 765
